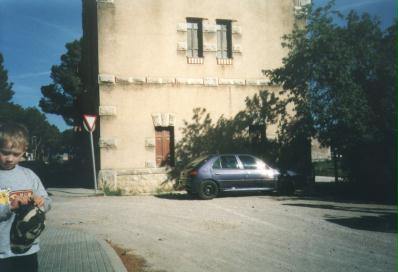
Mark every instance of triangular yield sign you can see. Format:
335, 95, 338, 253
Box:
83, 114, 97, 132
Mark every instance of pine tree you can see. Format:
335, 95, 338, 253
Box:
0, 52, 15, 104
39, 40, 84, 126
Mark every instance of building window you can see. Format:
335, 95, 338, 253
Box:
186, 18, 203, 58
216, 20, 232, 59
155, 127, 175, 167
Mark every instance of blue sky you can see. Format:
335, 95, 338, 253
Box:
0, 0, 82, 131
0, 0, 396, 131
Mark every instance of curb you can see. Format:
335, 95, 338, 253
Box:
47, 188, 104, 197
97, 239, 128, 272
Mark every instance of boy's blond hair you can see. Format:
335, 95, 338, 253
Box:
0, 122, 29, 150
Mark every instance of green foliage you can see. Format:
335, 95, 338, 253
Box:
239, 91, 283, 129
0, 104, 61, 158
264, 1, 396, 195
0, 53, 14, 104
277, 119, 312, 175
313, 160, 336, 177
39, 40, 85, 126
58, 129, 77, 154
103, 185, 122, 196
175, 108, 249, 163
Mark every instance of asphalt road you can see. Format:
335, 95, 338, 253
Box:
46, 192, 397, 272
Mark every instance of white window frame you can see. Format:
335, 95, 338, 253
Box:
216, 20, 232, 59
186, 18, 203, 58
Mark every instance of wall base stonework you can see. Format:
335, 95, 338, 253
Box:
98, 168, 174, 195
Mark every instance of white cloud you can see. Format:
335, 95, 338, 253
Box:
336, 0, 392, 11
26, 16, 80, 38
12, 71, 50, 79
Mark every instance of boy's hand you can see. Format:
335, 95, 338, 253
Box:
9, 195, 30, 210
32, 195, 45, 208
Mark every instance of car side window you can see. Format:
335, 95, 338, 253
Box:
212, 158, 222, 169
219, 156, 239, 169
238, 155, 258, 169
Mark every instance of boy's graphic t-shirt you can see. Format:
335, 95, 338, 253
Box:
0, 165, 51, 259
0, 189, 9, 205
9, 190, 33, 202
0, 189, 33, 205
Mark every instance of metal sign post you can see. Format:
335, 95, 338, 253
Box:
89, 130, 97, 193
83, 115, 98, 193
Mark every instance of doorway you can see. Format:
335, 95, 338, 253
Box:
155, 127, 175, 167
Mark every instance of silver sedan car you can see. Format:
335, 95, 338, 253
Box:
180, 154, 293, 200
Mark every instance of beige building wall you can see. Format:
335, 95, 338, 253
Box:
97, 0, 295, 77
94, 0, 301, 194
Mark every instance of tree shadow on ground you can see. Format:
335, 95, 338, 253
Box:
155, 190, 294, 201
282, 203, 395, 214
154, 193, 194, 201
282, 201, 397, 233
325, 214, 397, 234
155, 190, 397, 234
217, 191, 282, 198
274, 182, 397, 205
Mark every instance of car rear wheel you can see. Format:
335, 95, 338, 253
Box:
198, 180, 218, 200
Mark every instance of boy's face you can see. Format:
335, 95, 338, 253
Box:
0, 142, 25, 170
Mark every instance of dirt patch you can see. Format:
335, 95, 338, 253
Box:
107, 241, 166, 272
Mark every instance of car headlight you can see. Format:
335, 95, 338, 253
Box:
265, 168, 279, 178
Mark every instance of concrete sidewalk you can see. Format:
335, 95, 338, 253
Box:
38, 188, 127, 271
39, 226, 127, 272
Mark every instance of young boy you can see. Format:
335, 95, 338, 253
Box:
0, 122, 51, 272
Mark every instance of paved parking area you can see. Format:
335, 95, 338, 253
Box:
46, 192, 397, 272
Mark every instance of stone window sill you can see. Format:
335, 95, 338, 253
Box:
217, 58, 233, 65
187, 57, 204, 64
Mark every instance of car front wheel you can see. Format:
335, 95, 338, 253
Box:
198, 180, 218, 200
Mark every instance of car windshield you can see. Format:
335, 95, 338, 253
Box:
185, 155, 211, 168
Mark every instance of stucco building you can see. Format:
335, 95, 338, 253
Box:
82, 0, 311, 194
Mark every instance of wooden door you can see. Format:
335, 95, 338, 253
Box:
155, 128, 173, 167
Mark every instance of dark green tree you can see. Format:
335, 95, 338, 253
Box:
39, 40, 84, 126
22, 107, 61, 160
264, 1, 396, 197
0, 104, 61, 160
237, 91, 282, 135
0, 52, 15, 104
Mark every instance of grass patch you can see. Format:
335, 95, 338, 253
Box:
103, 185, 122, 196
